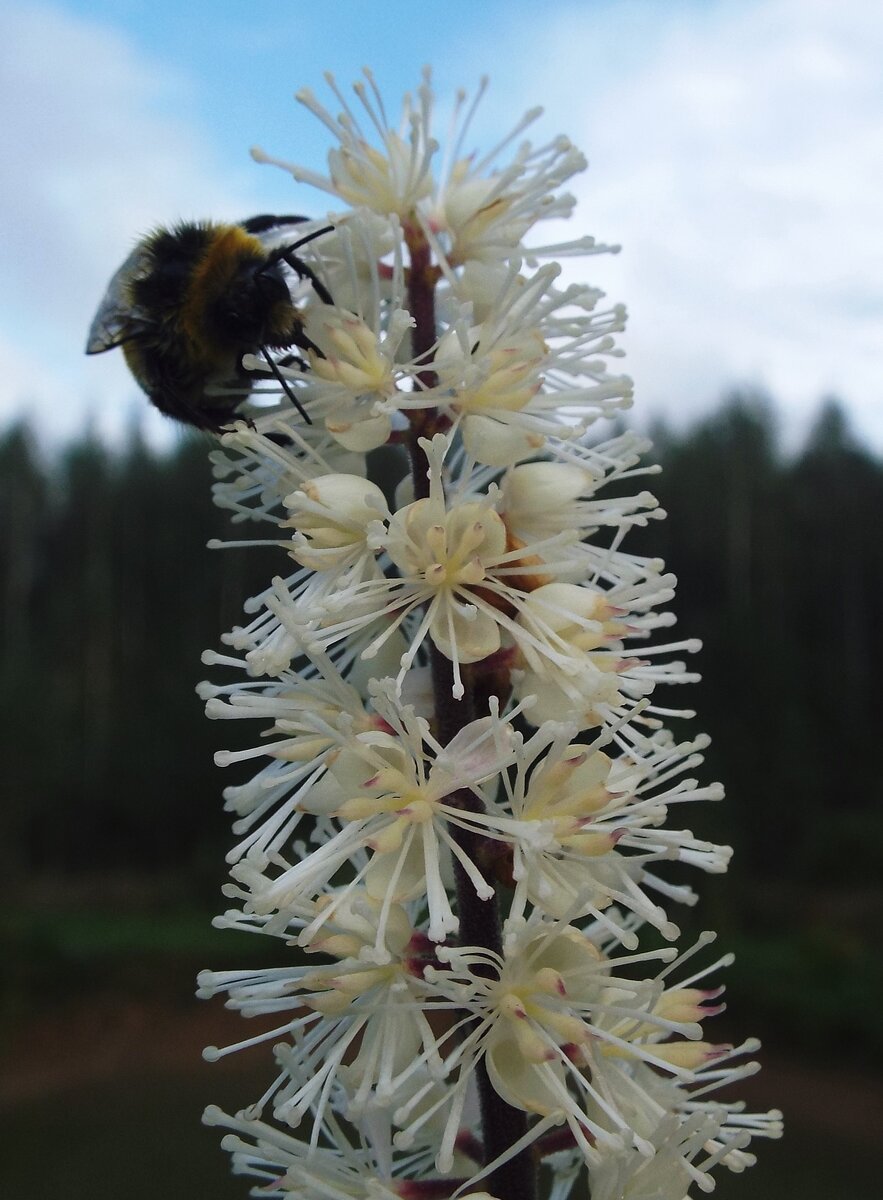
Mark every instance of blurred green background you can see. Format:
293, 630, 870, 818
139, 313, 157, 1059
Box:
2, 393, 882, 1196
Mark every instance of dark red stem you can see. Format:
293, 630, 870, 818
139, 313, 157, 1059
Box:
404, 228, 535, 1200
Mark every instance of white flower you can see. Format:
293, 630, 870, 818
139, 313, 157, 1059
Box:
304, 308, 411, 450
429, 265, 631, 466
282, 70, 436, 219
202, 1105, 434, 1199
383, 437, 512, 687
424, 924, 776, 1172
499, 432, 667, 586
254, 69, 596, 269
567, 932, 783, 1188
198, 67, 778, 1200
209, 420, 368, 526
503, 724, 729, 943
434, 126, 585, 266
418, 918, 678, 1159
198, 649, 387, 869
236, 432, 620, 699
584, 994, 783, 1198
283, 472, 389, 572
202, 891, 453, 1139
511, 581, 700, 729
235, 217, 427, 454
432, 313, 549, 467
229, 686, 517, 940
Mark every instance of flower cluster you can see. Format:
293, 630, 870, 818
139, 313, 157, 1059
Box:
199, 69, 781, 1200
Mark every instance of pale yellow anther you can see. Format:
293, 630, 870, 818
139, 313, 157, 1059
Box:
533, 967, 566, 996
425, 524, 448, 557
460, 521, 488, 554
368, 765, 411, 793
572, 627, 606, 653
337, 795, 392, 820
568, 785, 612, 816
562, 830, 618, 857
499, 991, 528, 1021
654, 988, 709, 1023
551, 753, 587, 782
458, 559, 487, 586
512, 1019, 556, 1063
364, 143, 389, 171
309, 357, 339, 383
368, 816, 408, 855
650, 1040, 719, 1069
308, 933, 362, 959
400, 797, 435, 824
351, 321, 381, 359
333, 966, 392, 996
531, 1007, 589, 1045
333, 360, 374, 390
300, 968, 334, 991
305, 990, 351, 1015
327, 324, 363, 360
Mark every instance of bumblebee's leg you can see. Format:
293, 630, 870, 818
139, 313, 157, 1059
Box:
149, 392, 235, 435
277, 252, 334, 306
285, 326, 328, 360
261, 225, 335, 305
278, 352, 309, 371
259, 345, 312, 425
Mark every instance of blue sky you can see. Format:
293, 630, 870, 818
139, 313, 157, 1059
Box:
3, 0, 881, 449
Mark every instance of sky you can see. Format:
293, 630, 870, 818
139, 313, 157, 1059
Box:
2, 0, 881, 452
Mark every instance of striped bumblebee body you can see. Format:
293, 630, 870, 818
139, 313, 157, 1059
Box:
86, 215, 331, 431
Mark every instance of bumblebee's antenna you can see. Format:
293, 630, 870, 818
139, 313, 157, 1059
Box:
263, 224, 335, 306
255, 223, 334, 423
259, 346, 312, 425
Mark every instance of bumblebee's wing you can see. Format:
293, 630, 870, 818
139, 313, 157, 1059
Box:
241, 214, 309, 236
243, 214, 333, 257
85, 244, 153, 354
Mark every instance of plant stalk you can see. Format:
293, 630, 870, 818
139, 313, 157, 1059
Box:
405, 226, 536, 1200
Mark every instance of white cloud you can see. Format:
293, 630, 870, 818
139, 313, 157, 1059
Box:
0, 2, 262, 446
3, 0, 881, 452
496, 0, 883, 448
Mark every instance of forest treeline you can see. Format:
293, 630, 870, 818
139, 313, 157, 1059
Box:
2, 395, 882, 929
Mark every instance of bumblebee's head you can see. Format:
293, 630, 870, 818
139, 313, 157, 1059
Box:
208, 262, 292, 346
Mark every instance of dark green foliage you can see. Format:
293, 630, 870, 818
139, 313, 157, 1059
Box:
633, 394, 883, 888
0, 424, 276, 885
627, 395, 883, 1053
1, 397, 881, 1051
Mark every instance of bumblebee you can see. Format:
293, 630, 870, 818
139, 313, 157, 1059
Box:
86, 214, 332, 431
